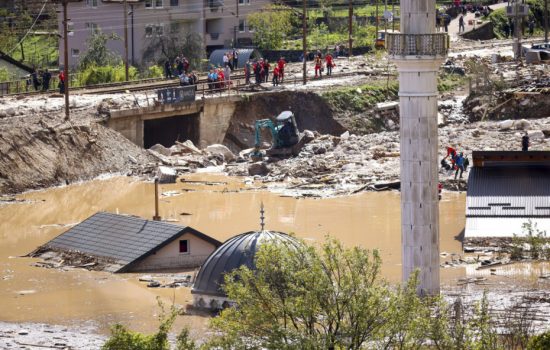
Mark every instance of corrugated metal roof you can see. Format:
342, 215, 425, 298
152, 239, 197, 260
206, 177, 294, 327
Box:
191, 230, 299, 297
46, 212, 219, 272
466, 166, 550, 218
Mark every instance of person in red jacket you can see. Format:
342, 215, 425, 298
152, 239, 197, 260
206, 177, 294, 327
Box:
444, 146, 457, 168
272, 66, 280, 86
325, 53, 334, 76
58, 70, 65, 94
277, 56, 286, 82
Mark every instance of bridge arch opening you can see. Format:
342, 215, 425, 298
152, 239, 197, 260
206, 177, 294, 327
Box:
143, 113, 200, 149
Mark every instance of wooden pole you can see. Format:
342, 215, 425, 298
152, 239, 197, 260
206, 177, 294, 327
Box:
392, 0, 395, 32
348, 0, 353, 57
62, 0, 70, 121
124, 0, 129, 81
302, 0, 307, 85
545, 0, 548, 43
375, 0, 379, 42
153, 178, 161, 221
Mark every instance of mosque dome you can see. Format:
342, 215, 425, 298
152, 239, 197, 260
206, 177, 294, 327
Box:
191, 230, 298, 301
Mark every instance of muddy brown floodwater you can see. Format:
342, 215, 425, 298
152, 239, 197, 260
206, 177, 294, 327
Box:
0, 174, 466, 338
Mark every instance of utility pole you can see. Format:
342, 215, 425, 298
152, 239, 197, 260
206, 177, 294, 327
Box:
62, 0, 70, 121
302, 0, 307, 85
392, 0, 395, 32
384, 0, 387, 35
235, 0, 239, 47
375, 0, 379, 38
130, 4, 135, 66
348, 0, 353, 57
514, 0, 521, 61
545, 0, 548, 42
123, 0, 129, 81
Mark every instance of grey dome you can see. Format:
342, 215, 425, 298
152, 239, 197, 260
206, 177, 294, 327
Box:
208, 48, 262, 69
192, 230, 298, 297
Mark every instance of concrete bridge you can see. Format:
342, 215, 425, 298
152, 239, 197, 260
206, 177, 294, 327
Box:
108, 94, 240, 149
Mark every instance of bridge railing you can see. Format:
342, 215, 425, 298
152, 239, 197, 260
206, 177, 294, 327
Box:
387, 33, 449, 57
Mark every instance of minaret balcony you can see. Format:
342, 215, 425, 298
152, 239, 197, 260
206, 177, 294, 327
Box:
387, 33, 449, 58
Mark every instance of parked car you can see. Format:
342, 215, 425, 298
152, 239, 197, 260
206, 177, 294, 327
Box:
526, 42, 550, 60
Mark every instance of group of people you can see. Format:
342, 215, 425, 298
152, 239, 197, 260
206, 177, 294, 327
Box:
164, 56, 190, 80
442, 146, 469, 180
27, 68, 65, 94
313, 50, 335, 79
244, 57, 287, 87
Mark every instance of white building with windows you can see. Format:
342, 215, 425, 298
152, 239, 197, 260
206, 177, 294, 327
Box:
59, 0, 270, 68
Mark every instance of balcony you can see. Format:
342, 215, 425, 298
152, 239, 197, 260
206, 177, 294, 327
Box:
387, 33, 449, 57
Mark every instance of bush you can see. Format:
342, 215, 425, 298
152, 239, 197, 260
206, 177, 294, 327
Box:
76, 64, 138, 86
528, 331, 550, 350
102, 298, 195, 350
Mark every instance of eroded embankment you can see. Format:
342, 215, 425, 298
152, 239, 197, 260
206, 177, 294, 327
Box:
0, 119, 151, 194
223, 91, 346, 151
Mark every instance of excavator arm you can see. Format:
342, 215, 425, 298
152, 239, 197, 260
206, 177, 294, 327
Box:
254, 119, 280, 149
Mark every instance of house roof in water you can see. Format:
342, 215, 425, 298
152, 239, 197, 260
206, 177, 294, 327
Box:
45, 212, 221, 272
465, 151, 550, 238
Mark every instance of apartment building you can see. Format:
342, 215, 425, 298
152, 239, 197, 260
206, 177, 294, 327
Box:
59, 0, 269, 68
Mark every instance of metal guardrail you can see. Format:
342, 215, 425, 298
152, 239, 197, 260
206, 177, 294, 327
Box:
387, 33, 449, 57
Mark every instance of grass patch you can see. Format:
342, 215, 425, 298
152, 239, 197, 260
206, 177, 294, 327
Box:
322, 81, 398, 113
10, 34, 59, 69
438, 72, 467, 93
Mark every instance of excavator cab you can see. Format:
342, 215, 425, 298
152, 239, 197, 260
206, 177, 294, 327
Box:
274, 111, 299, 148
252, 111, 301, 159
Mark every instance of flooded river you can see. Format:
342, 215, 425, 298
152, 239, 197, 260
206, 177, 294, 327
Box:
0, 174, 469, 335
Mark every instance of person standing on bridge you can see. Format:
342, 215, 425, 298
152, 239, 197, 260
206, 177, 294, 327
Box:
41, 69, 51, 91
522, 132, 530, 151
459, 15, 465, 33
58, 70, 65, 94
164, 60, 172, 79
277, 56, 286, 82
244, 60, 251, 85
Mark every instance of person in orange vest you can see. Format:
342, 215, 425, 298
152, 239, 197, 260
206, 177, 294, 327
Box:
277, 56, 286, 82
314, 53, 322, 78
325, 53, 334, 76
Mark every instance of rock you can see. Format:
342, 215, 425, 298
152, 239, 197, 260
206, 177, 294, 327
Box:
514, 119, 531, 130
149, 143, 172, 156
520, 98, 531, 106
527, 130, 545, 141
5, 108, 15, 117
542, 129, 550, 137
375, 101, 399, 111
471, 129, 484, 137
0, 111, 7, 118
156, 166, 177, 183
302, 130, 316, 143
138, 275, 155, 282
340, 131, 350, 139
176, 140, 201, 154
206, 144, 236, 162
499, 120, 514, 130
248, 162, 269, 176
18, 329, 29, 335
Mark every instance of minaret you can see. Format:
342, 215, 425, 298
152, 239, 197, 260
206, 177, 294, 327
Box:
387, 1, 448, 295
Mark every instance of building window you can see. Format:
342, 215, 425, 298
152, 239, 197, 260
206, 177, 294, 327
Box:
145, 0, 153, 8
179, 240, 189, 254
145, 24, 164, 37
86, 22, 99, 35
71, 49, 80, 57
238, 0, 249, 4
155, 0, 163, 8
86, 0, 97, 7
170, 0, 178, 6
238, 19, 245, 32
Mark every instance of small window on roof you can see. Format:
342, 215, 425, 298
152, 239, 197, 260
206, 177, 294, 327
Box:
179, 239, 189, 253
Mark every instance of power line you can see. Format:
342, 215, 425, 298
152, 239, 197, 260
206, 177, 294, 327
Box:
7, 0, 49, 54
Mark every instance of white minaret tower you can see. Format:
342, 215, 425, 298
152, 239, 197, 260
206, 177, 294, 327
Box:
387, 0, 448, 295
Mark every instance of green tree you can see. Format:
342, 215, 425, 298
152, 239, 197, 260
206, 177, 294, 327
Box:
247, 5, 293, 50
142, 31, 203, 71
78, 31, 121, 69
208, 237, 392, 350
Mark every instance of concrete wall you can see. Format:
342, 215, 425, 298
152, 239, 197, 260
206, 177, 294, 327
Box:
108, 95, 238, 148
130, 231, 217, 271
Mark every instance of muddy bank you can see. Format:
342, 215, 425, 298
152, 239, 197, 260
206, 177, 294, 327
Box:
0, 118, 152, 194
223, 91, 346, 152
